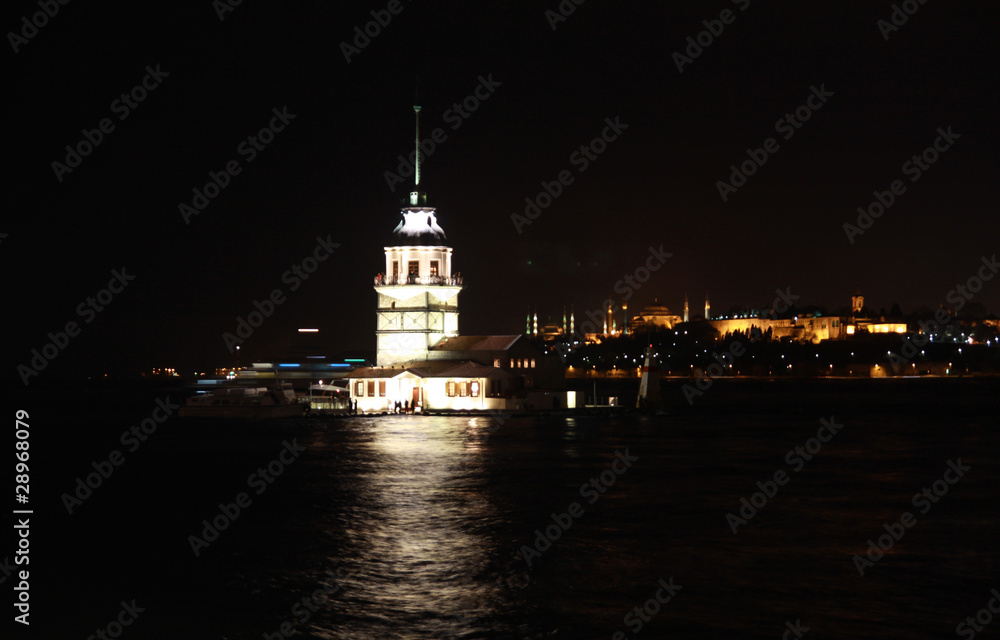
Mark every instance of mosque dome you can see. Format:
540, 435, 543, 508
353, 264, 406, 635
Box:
641, 298, 672, 316
629, 297, 682, 331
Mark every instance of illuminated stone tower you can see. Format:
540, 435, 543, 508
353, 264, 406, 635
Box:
375, 105, 462, 366
851, 288, 864, 317
704, 293, 711, 321
683, 293, 689, 323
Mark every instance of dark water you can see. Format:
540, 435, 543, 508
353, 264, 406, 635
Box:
21, 379, 1000, 639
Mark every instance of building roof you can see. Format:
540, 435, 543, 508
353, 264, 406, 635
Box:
636, 297, 673, 316
346, 367, 421, 379
349, 360, 508, 380
397, 360, 460, 376
638, 305, 673, 316
430, 335, 522, 352
390, 207, 448, 245
427, 361, 507, 378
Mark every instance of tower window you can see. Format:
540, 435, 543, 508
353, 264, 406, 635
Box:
408, 261, 419, 275
429, 260, 439, 276
367, 381, 375, 397
379, 381, 386, 397
392, 261, 399, 279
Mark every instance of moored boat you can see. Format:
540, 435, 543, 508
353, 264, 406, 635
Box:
179, 383, 307, 418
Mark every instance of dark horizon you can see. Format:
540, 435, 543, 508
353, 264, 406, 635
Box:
8, 1, 999, 378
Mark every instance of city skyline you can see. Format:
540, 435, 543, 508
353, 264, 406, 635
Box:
10, 6, 1000, 639
9, 1, 999, 376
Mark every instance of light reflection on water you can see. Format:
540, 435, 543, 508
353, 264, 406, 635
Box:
310, 416, 517, 640
40, 381, 1000, 639
291, 403, 999, 640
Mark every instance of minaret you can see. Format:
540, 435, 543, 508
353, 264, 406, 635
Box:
375, 104, 462, 366
704, 292, 710, 321
570, 309, 575, 336
533, 312, 538, 337
683, 293, 689, 323
622, 302, 628, 335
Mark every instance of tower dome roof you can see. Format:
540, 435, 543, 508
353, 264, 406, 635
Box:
390, 207, 448, 245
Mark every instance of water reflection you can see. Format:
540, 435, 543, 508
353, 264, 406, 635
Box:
324, 416, 505, 639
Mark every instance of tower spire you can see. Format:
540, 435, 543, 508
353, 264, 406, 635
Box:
413, 104, 422, 188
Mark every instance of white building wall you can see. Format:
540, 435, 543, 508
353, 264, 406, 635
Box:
348, 374, 572, 413
420, 378, 482, 411
384, 246, 453, 280
375, 287, 462, 366
350, 374, 423, 413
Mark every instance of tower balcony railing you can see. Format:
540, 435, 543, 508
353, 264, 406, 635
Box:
375, 274, 463, 287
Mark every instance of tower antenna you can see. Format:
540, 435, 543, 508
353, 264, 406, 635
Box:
413, 73, 422, 190
413, 105, 422, 187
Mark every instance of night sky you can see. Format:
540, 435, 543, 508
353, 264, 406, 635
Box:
8, 1, 999, 377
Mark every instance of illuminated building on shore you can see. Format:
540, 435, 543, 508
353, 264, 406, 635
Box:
628, 298, 682, 332
579, 290, 908, 344
348, 105, 568, 412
